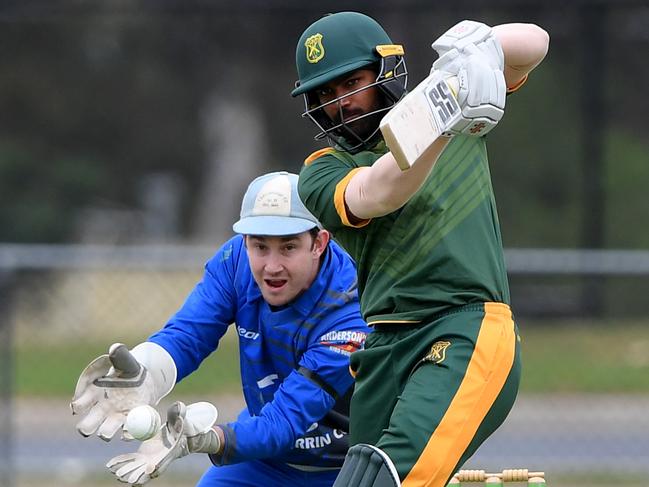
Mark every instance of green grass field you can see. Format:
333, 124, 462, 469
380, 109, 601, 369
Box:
14, 318, 649, 397
16, 334, 242, 397
519, 319, 649, 393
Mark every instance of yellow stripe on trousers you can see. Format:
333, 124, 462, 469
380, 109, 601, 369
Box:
402, 302, 516, 487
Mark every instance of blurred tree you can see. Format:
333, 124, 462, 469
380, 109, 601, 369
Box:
0, 141, 108, 242
0, 2, 647, 249
0, 16, 206, 242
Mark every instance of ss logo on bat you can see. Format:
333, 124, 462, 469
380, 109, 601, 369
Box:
427, 81, 460, 123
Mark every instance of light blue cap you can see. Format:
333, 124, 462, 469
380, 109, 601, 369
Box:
232, 171, 320, 236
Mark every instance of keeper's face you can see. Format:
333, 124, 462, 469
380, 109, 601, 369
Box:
314, 68, 384, 140
245, 230, 329, 307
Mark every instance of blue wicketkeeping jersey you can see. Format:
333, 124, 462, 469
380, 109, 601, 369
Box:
148, 235, 369, 468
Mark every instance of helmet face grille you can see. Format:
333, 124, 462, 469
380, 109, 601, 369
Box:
301, 55, 408, 154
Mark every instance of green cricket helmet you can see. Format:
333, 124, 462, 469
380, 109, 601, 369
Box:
292, 11, 408, 153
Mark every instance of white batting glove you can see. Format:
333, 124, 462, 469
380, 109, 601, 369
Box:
432, 19, 504, 71
71, 342, 176, 441
107, 401, 219, 486
430, 45, 506, 137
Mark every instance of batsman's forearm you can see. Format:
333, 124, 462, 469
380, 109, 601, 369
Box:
494, 23, 549, 87
345, 136, 450, 219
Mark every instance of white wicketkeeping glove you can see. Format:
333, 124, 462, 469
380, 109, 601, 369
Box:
107, 401, 219, 486
432, 19, 504, 71
71, 342, 177, 441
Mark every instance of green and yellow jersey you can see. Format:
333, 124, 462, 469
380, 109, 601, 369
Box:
298, 136, 510, 326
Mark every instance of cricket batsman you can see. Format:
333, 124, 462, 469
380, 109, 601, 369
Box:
71, 172, 371, 486
291, 11, 549, 487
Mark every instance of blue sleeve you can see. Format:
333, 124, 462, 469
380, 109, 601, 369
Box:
148, 237, 243, 381
215, 306, 367, 464
217, 370, 335, 464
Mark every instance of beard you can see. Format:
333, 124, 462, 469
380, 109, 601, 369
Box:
332, 100, 389, 143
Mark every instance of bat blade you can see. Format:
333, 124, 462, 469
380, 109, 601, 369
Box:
380, 71, 460, 171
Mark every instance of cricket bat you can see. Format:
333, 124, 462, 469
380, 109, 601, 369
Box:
380, 71, 461, 171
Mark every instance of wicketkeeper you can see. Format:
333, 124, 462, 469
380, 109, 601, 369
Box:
71, 171, 371, 486
291, 11, 549, 487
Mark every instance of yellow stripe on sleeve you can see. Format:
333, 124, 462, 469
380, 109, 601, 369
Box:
334, 168, 371, 228
304, 147, 335, 166
402, 302, 516, 487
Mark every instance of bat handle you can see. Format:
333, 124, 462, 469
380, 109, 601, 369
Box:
108, 343, 142, 378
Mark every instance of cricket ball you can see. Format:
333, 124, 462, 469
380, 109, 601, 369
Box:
125, 405, 161, 441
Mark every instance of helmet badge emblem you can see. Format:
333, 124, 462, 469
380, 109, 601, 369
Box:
305, 33, 325, 63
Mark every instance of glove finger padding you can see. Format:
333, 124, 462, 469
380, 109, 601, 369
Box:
431, 48, 464, 76
70, 355, 112, 415
466, 53, 505, 107
461, 56, 502, 109
442, 50, 505, 137
432, 20, 504, 71
97, 411, 128, 442
432, 20, 495, 54
113, 457, 145, 481
126, 465, 149, 486
75, 401, 115, 437
71, 342, 176, 441
106, 453, 135, 472
106, 401, 191, 486
474, 34, 504, 71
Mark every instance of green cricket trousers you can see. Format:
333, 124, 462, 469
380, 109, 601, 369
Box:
349, 302, 521, 487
